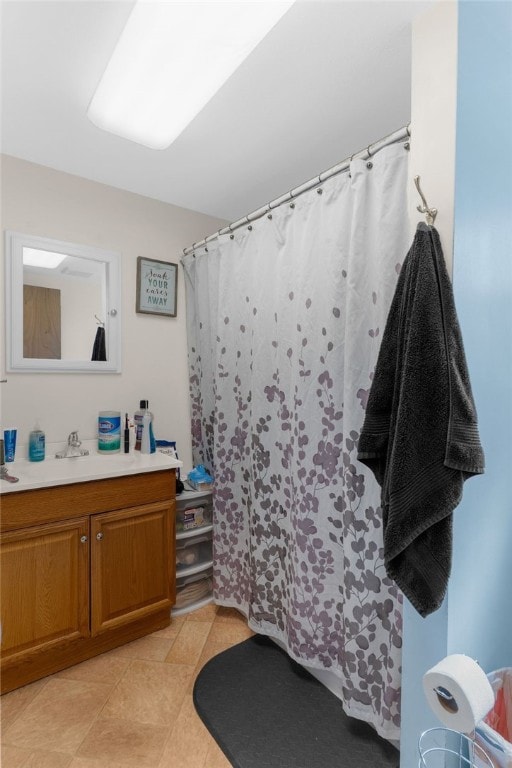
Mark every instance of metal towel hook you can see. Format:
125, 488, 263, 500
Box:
414, 175, 438, 226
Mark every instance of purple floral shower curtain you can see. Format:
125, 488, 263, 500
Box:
183, 143, 409, 739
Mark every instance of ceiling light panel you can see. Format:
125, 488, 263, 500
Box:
22, 248, 67, 269
87, 0, 295, 150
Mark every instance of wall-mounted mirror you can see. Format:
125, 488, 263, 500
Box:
5, 231, 122, 373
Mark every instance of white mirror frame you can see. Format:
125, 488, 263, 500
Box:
5, 231, 122, 373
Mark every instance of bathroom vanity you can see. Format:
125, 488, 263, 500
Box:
0, 451, 180, 694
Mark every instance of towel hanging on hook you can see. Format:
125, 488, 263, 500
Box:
92, 314, 106, 361
414, 175, 438, 226
91, 323, 106, 361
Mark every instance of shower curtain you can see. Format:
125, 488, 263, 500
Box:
183, 142, 409, 739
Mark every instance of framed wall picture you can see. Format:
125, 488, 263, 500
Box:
136, 257, 178, 317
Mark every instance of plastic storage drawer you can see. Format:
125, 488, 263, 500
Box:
175, 568, 213, 612
176, 532, 213, 572
176, 488, 213, 533
174, 486, 214, 615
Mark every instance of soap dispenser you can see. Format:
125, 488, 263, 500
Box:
29, 422, 45, 462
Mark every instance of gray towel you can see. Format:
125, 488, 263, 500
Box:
357, 223, 484, 617
91, 325, 106, 361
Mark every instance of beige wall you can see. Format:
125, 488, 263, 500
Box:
408, 0, 458, 273
401, 3, 458, 766
0, 155, 226, 470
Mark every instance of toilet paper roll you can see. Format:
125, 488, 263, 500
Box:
423, 654, 495, 734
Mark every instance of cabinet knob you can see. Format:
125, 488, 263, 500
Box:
96, 532, 104, 541
80, 535, 88, 543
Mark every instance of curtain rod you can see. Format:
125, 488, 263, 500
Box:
183, 123, 411, 257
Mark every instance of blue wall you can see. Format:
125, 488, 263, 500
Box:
400, 600, 448, 765
400, 3, 512, 766
449, 0, 512, 664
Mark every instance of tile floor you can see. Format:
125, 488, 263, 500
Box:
1, 604, 254, 768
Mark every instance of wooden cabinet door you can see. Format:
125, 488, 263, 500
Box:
0, 518, 89, 660
23, 284, 61, 359
91, 501, 174, 635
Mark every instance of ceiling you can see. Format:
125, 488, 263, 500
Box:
1, 0, 433, 223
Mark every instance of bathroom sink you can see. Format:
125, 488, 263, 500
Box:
0, 449, 182, 493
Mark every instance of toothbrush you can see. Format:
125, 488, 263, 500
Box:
124, 413, 130, 453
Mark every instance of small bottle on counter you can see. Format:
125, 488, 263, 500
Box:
3, 428, 17, 462
140, 410, 152, 455
134, 400, 146, 451
134, 400, 156, 453
28, 423, 45, 462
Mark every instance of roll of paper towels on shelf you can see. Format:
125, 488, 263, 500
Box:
423, 654, 495, 734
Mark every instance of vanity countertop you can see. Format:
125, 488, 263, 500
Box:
0, 449, 182, 494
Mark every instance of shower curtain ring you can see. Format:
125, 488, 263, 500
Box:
367, 144, 373, 157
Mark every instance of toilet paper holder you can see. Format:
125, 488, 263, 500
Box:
419, 726, 494, 767
433, 686, 459, 713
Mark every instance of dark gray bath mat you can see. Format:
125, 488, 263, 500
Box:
193, 634, 400, 768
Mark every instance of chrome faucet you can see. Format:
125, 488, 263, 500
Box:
55, 431, 89, 459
